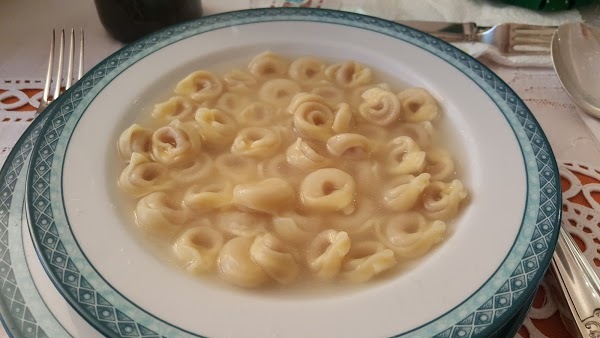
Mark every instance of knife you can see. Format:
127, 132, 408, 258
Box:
398, 21, 480, 42
551, 227, 600, 338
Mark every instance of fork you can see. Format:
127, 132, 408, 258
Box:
36, 28, 85, 115
402, 21, 557, 56
475, 23, 556, 56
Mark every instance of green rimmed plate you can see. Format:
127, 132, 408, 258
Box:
25, 8, 560, 338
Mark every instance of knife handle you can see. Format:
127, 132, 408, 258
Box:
397, 21, 478, 43
551, 227, 600, 338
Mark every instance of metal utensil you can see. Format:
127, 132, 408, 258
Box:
36, 28, 85, 115
399, 21, 556, 56
551, 227, 600, 338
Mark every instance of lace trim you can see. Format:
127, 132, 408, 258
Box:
0, 78, 43, 118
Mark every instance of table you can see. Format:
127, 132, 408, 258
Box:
2, 0, 600, 337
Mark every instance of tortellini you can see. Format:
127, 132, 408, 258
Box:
289, 56, 325, 84
259, 79, 302, 107
250, 233, 299, 284
375, 212, 447, 259
171, 152, 213, 184
341, 241, 396, 282
290, 96, 335, 141
231, 127, 282, 159
118, 153, 171, 197
195, 108, 237, 145
300, 168, 356, 213
286, 138, 332, 170
174, 225, 224, 273
397, 87, 439, 122
117, 52, 470, 290
232, 178, 294, 214
175, 70, 223, 103
326, 133, 374, 160
184, 180, 233, 212
307, 230, 351, 280
248, 51, 289, 78
135, 192, 189, 233
421, 180, 468, 220
383, 173, 431, 212
218, 236, 269, 288
151, 120, 202, 165
118, 124, 153, 162
325, 61, 372, 88
385, 136, 426, 175
359, 87, 401, 126
152, 96, 196, 122
223, 69, 257, 93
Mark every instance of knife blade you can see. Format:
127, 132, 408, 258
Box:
397, 21, 480, 42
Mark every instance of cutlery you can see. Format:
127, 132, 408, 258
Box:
399, 21, 556, 56
551, 227, 600, 338
36, 28, 85, 115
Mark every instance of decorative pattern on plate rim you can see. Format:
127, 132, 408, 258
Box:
25, 8, 561, 338
0, 110, 71, 338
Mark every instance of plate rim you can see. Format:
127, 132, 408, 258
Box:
25, 7, 562, 338
0, 106, 75, 338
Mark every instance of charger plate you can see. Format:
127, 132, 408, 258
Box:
25, 8, 560, 338
0, 108, 102, 337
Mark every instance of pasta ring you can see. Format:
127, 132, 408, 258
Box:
326, 133, 374, 160
250, 233, 299, 284
175, 70, 223, 102
306, 229, 351, 280
375, 212, 447, 259
359, 87, 401, 126
173, 226, 224, 273
300, 168, 356, 212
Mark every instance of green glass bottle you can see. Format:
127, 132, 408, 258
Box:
94, 0, 203, 43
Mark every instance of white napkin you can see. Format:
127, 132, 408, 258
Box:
251, 0, 583, 67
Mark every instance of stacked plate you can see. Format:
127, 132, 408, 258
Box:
0, 8, 560, 338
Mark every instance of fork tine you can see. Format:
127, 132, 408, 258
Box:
65, 29, 75, 89
36, 28, 85, 116
507, 49, 550, 56
42, 30, 55, 104
53, 29, 65, 99
512, 36, 552, 46
78, 28, 85, 80
512, 25, 557, 37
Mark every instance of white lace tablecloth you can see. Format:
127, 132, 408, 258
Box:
2, 0, 600, 337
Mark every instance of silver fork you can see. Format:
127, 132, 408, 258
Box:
402, 21, 557, 56
36, 28, 85, 115
476, 23, 556, 56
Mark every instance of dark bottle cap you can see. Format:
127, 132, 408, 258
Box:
94, 0, 202, 43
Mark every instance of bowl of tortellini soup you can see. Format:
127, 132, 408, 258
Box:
27, 8, 560, 338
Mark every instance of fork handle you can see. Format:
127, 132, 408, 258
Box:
397, 21, 478, 42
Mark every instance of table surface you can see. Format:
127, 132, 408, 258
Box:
2, 1, 600, 338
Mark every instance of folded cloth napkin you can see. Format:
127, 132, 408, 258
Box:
251, 0, 583, 67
